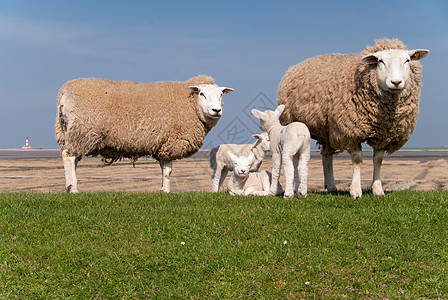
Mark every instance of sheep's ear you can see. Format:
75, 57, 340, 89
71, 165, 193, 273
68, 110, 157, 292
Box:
189, 86, 200, 93
361, 53, 378, 64
275, 104, 285, 117
228, 150, 238, 163
252, 134, 261, 140
251, 108, 266, 120
221, 87, 234, 95
409, 49, 429, 61
247, 152, 255, 162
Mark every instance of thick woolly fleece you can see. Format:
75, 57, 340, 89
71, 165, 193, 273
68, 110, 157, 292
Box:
55, 75, 216, 162
278, 39, 424, 154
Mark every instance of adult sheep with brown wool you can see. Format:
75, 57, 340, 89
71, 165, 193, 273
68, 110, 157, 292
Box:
278, 38, 429, 198
55, 75, 234, 193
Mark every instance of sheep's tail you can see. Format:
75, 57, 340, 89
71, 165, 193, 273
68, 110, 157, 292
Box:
209, 147, 218, 169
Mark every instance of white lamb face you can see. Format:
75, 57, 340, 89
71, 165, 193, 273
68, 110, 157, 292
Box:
228, 151, 254, 178
362, 49, 429, 94
189, 84, 234, 119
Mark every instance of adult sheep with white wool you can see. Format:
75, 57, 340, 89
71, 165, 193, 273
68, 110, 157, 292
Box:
55, 75, 234, 193
209, 132, 270, 192
278, 38, 429, 198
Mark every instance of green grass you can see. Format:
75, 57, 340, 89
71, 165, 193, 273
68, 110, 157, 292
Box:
0, 191, 447, 298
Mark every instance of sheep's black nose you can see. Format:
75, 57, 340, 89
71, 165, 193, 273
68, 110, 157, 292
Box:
391, 80, 402, 87
212, 108, 221, 113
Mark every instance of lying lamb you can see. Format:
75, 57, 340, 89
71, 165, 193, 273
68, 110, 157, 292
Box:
227, 151, 282, 196
55, 75, 234, 193
209, 132, 270, 192
252, 105, 311, 199
278, 38, 429, 198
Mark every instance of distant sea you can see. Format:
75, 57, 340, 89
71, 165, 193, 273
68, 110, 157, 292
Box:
1, 148, 448, 161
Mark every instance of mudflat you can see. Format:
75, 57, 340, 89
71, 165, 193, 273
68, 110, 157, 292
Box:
1, 149, 447, 193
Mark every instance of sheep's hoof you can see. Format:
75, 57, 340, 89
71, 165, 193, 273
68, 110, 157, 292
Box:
283, 194, 294, 200
350, 190, 362, 199
325, 185, 338, 192
372, 181, 385, 196
66, 185, 79, 193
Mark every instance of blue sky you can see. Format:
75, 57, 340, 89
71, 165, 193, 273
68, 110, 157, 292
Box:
0, 0, 447, 149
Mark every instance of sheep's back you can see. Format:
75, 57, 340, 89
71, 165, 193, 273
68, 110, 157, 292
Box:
214, 144, 253, 170
59, 77, 208, 160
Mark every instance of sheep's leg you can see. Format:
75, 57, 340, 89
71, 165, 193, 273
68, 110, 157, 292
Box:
160, 160, 172, 193
217, 169, 228, 192
283, 153, 295, 199
372, 149, 385, 196
211, 165, 222, 192
293, 155, 299, 195
270, 152, 282, 196
349, 150, 363, 199
297, 150, 310, 198
62, 149, 80, 193
322, 154, 337, 192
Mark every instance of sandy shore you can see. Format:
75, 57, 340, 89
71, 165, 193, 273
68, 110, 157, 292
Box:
1, 149, 448, 193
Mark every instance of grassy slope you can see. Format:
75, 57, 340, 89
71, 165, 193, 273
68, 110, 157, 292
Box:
0, 191, 447, 298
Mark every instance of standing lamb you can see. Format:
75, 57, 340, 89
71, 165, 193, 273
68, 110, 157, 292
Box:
55, 75, 234, 193
278, 38, 429, 198
209, 132, 270, 192
227, 151, 281, 196
252, 105, 311, 199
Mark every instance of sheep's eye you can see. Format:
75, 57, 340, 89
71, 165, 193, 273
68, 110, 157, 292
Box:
378, 59, 385, 65
404, 59, 410, 64
199, 92, 205, 98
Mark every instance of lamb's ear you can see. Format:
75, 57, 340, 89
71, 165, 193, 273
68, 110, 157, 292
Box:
247, 152, 255, 163
189, 86, 200, 93
252, 134, 261, 140
228, 150, 238, 163
275, 104, 285, 117
409, 49, 429, 61
221, 87, 234, 95
251, 108, 266, 120
361, 53, 378, 64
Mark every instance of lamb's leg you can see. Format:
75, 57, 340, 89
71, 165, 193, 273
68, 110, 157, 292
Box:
218, 169, 228, 192
62, 149, 80, 193
160, 160, 172, 193
322, 154, 337, 192
283, 153, 295, 199
297, 150, 310, 197
349, 150, 363, 199
211, 165, 222, 192
270, 152, 282, 196
372, 149, 385, 196
293, 155, 299, 195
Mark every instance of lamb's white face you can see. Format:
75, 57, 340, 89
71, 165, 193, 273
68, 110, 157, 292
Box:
229, 151, 254, 178
189, 84, 234, 119
362, 49, 429, 94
